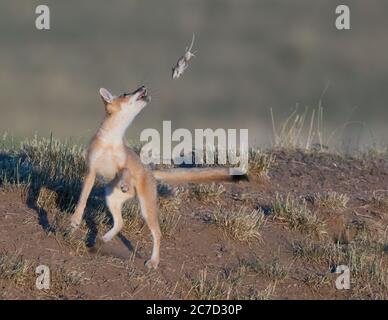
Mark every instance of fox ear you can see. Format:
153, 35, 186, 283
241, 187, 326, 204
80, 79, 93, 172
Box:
99, 88, 114, 104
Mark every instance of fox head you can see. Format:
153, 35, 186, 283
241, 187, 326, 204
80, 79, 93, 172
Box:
99, 86, 150, 118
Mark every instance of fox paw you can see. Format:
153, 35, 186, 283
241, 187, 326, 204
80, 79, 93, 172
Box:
145, 258, 159, 270
70, 216, 81, 230
102, 233, 113, 243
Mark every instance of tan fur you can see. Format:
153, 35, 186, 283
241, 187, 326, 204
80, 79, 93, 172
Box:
71, 86, 245, 269
71, 86, 161, 269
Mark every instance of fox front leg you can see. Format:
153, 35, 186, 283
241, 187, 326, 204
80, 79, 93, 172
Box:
71, 170, 96, 229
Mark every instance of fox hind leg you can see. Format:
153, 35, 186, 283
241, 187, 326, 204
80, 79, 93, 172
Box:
136, 173, 161, 269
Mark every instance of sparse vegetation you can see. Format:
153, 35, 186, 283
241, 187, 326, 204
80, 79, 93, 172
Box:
213, 204, 265, 242
313, 191, 349, 210
1, 135, 86, 214
249, 149, 276, 178
369, 191, 388, 211
0, 134, 387, 299
273, 193, 326, 236
159, 208, 182, 238
158, 192, 183, 237
187, 268, 233, 300
36, 186, 60, 212
0, 182, 30, 202
293, 231, 388, 299
121, 200, 143, 235
245, 281, 278, 300
191, 183, 225, 202
271, 106, 326, 151
302, 272, 331, 289
39, 266, 88, 299
54, 267, 86, 288
0, 251, 30, 285
239, 257, 289, 282
54, 228, 88, 256
292, 241, 342, 264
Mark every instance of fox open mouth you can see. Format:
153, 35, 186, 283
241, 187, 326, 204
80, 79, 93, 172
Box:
135, 86, 150, 102
137, 91, 147, 101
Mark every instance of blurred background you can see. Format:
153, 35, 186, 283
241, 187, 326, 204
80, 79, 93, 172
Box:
0, 0, 387, 149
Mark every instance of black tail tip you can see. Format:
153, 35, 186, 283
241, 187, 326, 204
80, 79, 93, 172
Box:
231, 174, 249, 182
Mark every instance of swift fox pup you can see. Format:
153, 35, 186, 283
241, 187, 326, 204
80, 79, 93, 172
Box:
70, 85, 246, 269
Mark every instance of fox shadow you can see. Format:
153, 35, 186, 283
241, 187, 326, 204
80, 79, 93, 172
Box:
0, 152, 136, 254
1, 149, 229, 257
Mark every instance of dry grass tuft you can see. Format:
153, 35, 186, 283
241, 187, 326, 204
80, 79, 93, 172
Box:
1, 135, 86, 213
158, 192, 183, 237
249, 149, 276, 178
273, 193, 326, 236
187, 268, 233, 300
121, 201, 143, 235
302, 272, 331, 289
369, 191, 388, 212
246, 281, 278, 300
293, 230, 388, 299
0, 183, 30, 202
239, 257, 289, 282
36, 187, 59, 212
39, 266, 88, 299
159, 209, 181, 238
0, 251, 31, 285
213, 204, 265, 242
271, 106, 326, 151
191, 183, 225, 202
313, 191, 349, 210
